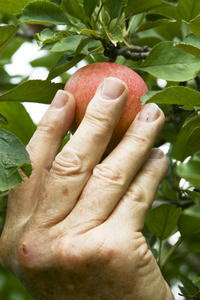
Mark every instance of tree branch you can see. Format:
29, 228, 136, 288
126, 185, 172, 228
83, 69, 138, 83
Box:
123, 44, 151, 53
102, 41, 151, 62
117, 48, 150, 61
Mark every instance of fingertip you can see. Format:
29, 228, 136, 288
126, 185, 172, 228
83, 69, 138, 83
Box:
95, 77, 129, 101
148, 148, 165, 159
51, 90, 75, 109
51, 90, 68, 108
147, 148, 169, 177
101, 77, 129, 100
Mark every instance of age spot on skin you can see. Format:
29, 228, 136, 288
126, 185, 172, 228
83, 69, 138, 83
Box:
22, 244, 28, 255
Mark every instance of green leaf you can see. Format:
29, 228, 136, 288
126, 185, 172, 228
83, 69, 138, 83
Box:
52, 35, 85, 52
193, 277, 200, 287
176, 160, 200, 189
177, 0, 200, 22
0, 114, 8, 125
0, 128, 32, 192
47, 53, 86, 80
136, 19, 176, 33
178, 213, 200, 237
62, 0, 86, 22
75, 36, 96, 54
186, 190, 200, 202
19, 1, 71, 25
104, 0, 126, 20
83, 0, 99, 19
154, 20, 183, 41
146, 204, 182, 240
0, 80, 64, 105
0, 102, 36, 146
51, 0, 62, 4
34, 28, 71, 47
187, 127, 200, 148
179, 275, 200, 297
48, 37, 92, 79
175, 33, 200, 58
30, 52, 63, 70
138, 41, 200, 81
0, 24, 20, 56
0, 0, 42, 15
125, 0, 162, 16
140, 86, 200, 108
184, 199, 200, 218
0, 36, 25, 67
80, 29, 99, 38
110, 26, 124, 44
182, 186, 200, 218
149, 2, 178, 19
172, 115, 200, 161
186, 14, 200, 39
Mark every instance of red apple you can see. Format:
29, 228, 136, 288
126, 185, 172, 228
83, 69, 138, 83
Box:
65, 62, 148, 153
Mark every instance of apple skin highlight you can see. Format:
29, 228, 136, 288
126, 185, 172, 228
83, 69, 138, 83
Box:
65, 62, 148, 153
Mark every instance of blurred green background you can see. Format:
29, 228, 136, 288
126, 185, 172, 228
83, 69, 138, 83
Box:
0, 265, 33, 300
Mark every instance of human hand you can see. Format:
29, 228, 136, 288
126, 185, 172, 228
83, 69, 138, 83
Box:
0, 78, 174, 300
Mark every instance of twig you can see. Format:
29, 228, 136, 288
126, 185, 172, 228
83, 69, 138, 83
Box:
117, 48, 150, 61
160, 236, 183, 270
178, 291, 200, 299
158, 239, 163, 267
102, 41, 151, 62
123, 43, 151, 53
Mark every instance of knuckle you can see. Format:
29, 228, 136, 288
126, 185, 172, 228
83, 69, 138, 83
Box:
37, 108, 65, 136
16, 233, 47, 271
93, 162, 125, 187
133, 234, 153, 268
127, 183, 146, 203
124, 131, 151, 149
37, 118, 57, 136
51, 148, 84, 177
16, 241, 32, 269
96, 240, 120, 263
54, 236, 89, 268
143, 164, 159, 178
124, 185, 149, 221
55, 236, 116, 268
84, 104, 116, 132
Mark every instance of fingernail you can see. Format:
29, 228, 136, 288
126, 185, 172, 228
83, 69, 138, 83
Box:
51, 90, 69, 108
148, 148, 164, 159
137, 103, 161, 122
101, 77, 126, 100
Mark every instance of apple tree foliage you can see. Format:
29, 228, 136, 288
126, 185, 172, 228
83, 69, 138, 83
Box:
0, 0, 200, 298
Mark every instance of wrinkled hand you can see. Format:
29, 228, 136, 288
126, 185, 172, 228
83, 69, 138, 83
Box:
0, 78, 174, 300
